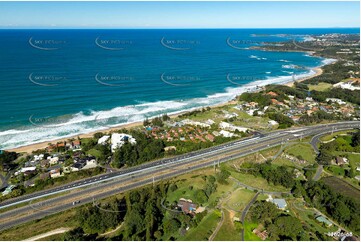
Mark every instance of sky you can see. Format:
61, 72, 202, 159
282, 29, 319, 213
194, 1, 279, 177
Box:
0, 1, 359, 29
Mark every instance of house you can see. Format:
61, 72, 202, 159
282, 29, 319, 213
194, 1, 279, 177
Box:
266, 91, 278, 97
2, 185, 16, 196
178, 198, 197, 214
20, 167, 36, 173
315, 215, 332, 227
50, 169, 62, 178
71, 140, 81, 150
272, 199, 287, 210
219, 122, 248, 133
111, 133, 137, 152
206, 134, 215, 142
98, 135, 110, 145
82, 159, 97, 170
164, 146, 177, 152
220, 130, 234, 138
326, 98, 346, 105
253, 228, 268, 240
205, 119, 215, 125
335, 157, 348, 165
48, 156, 59, 165
268, 120, 279, 126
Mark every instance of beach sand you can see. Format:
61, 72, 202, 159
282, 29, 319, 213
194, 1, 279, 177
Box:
284, 67, 323, 87
7, 100, 238, 153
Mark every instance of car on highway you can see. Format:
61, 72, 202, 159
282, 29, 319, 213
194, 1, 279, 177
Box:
72, 200, 81, 205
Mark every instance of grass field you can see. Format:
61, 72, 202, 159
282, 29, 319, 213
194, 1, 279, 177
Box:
225, 188, 256, 211
165, 167, 238, 207
308, 82, 333, 91
0, 208, 78, 241
320, 130, 355, 142
243, 222, 261, 241
230, 171, 289, 192
285, 143, 316, 163
322, 176, 360, 202
213, 209, 241, 241
180, 210, 221, 241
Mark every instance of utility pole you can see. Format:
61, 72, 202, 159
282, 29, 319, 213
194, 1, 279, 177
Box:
152, 176, 155, 187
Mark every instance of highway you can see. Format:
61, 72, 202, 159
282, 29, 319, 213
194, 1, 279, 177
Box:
0, 121, 358, 232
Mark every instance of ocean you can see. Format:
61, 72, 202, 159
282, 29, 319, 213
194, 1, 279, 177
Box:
0, 28, 359, 149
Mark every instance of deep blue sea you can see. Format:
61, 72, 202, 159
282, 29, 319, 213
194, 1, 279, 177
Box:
0, 28, 359, 149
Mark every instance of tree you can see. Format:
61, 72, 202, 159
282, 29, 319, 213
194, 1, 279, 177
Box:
163, 218, 181, 235
194, 189, 208, 204
216, 168, 231, 184
351, 131, 360, 147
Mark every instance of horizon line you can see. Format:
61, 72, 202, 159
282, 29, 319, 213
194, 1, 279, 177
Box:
0, 27, 360, 30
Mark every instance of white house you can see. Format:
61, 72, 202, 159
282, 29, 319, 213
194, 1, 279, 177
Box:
182, 119, 210, 128
219, 130, 234, 138
98, 135, 110, 145
326, 98, 346, 105
20, 167, 36, 173
48, 156, 59, 165
268, 120, 279, 126
219, 122, 247, 133
111, 133, 137, 152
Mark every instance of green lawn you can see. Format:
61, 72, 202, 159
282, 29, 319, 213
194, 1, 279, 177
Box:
320, 130, 355, 142
285, 143, 316, 163
243, 222, 261, 241
180, 210, 221, 241
86, 148, 103, 159
214, 210, 241, 241
308, 82, 333, 91
166, 168, 238, 208
225, 189, 256, 211
230, 171, 289, 193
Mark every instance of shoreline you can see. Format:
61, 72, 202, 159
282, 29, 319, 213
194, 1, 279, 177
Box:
284, 66, 324, 87
7, 101, 237, 153
5, 57, 334, 154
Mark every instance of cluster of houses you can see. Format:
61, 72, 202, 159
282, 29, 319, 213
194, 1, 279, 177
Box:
46, 140, 81, 152
5, 141, 100, 192
237, 91, 358, 123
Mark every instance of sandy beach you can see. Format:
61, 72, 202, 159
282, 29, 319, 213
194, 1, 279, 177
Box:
284, 67, 323, 87
7, 100, 238, 153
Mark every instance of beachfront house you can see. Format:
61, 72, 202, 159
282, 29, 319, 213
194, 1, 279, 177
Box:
111, 133, 137, 152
